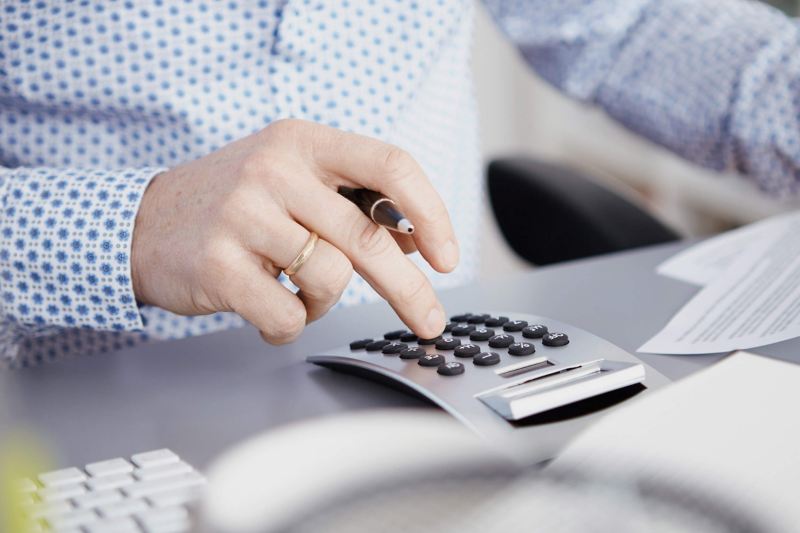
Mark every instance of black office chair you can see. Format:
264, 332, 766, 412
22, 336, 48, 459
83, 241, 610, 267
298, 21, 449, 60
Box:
487, 157, 680, 266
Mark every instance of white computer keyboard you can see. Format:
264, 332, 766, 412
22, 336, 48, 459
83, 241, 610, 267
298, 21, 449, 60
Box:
16, 449, 205, 533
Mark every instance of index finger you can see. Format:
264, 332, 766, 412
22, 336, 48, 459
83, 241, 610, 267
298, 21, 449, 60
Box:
311, 127, 459, 273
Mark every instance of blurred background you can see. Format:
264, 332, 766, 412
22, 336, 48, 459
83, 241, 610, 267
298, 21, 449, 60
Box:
473, 0, 800, 278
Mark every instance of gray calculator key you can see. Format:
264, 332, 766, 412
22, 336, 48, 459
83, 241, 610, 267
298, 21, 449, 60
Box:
381, 342, 408, 355
454, 344, 480, 358
451, 324, 475, 336
488, 334, 514, 348
522, 325, 548, 339
435, 337, 461, 350
473, 352, 501, 366
437, 362, 465, 376
349, 338, 373, 350
508, 342, 536, 356
502, 320, 528, 332
467, 314, 490, 324
484, 316, 509, 327
365, 339, 392, 351
418, 354, 445, 367
383, 329, 407, 340
399, 332, 418, 343
469, 328, 495, 341
542, 332, 570, 347
399, 347, 426, 359
417, 337, 441, 346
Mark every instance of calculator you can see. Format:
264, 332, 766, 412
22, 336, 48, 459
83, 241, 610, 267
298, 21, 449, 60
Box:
308, 311, 670, 457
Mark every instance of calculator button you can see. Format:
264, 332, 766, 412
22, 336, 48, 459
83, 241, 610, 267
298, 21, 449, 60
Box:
488, 334, 515, 348
484, 316, 509, 327
449, 313, 473, 322
400, 332, 419, 343
508, 342, 536, 356
384, 329, 407, 340
503, 320, 528, 332
467, 314, 490, 324
437, 362, 465, 376
451, 324, 475, 336
419, 354, 446, 367
381, 342, 408, 355
349, 339, 373, 350
366, 339, 392, 351
474, 352, 501, 366
542, 332, 570, 347
435, 337, 461, 350
522, 325, 548, 339
418, 337, 441, 346
444, 322, 456, 333
469, 328, 495, 341
400, 347, 426, 359
454, 344, 480, 358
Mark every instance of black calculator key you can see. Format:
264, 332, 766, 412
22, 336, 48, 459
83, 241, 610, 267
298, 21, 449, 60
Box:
488, 334, 515, 348
418, 337, 441, 346
450, 313, 473, 322
522, 325, 548, 339
469, 328, 495, 341
484, 316, 509, 327
467, 314, 490, 324
451, 324, 476, 336
542, 332, 570, 347
384, 329, 407, 340
400, 347, 426, 359
399, 332, 419, 343
349, 338, 373, 350
454, 343, 480, 358
474, 352, 501, 366
382, 342, 408, 355
419, 353, 445, 367
366, 339, 392, 351
503, 320, 528, 332
444, 322, 456, 333
435, 337, 461, 350
508, 342, 536, 356
437, 362, 465, 376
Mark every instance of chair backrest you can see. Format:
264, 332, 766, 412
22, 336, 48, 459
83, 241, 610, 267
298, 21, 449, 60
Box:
487, 158, 679, 266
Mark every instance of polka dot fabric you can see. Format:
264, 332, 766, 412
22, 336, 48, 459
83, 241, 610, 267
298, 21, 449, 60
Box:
484, 0, 800, 196
0, 0, 480, 368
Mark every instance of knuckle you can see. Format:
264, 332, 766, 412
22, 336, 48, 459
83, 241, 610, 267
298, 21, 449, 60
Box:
351, 218, 394, 258
396, 274, 430, 308
321, 254, 353, 298
381, 146, 415, 179
268, 304, 307, 342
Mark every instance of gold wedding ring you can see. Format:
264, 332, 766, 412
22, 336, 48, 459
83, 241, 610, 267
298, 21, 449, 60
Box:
284, 231, 319, 276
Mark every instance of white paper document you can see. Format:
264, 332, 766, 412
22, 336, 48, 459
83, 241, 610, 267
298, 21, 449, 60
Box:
640, 212, 800, 354
552, 352, 800, 533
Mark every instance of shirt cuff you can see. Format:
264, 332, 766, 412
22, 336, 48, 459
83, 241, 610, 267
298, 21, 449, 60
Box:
1, 167, 164, 334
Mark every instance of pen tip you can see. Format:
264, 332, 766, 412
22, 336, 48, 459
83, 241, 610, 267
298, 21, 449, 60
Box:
398, 219, 415, 234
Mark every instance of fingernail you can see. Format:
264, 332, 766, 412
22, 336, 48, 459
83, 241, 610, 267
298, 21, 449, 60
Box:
442, 239, 459, 271
426, 306, 445, 336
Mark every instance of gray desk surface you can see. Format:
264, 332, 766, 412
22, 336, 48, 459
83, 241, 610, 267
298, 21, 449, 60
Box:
4, 241, 799, 471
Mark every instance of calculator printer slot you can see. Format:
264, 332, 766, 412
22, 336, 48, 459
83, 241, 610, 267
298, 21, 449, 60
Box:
477, 359, 645, 421
495, 356, 550, 378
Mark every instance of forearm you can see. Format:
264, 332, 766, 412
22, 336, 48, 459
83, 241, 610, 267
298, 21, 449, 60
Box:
484, 0, 800, 196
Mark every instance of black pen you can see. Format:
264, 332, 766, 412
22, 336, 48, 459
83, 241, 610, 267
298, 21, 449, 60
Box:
338, 187, 415, 234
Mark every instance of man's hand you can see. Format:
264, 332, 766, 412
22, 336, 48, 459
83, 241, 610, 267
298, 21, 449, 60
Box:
131, 119, 458, 343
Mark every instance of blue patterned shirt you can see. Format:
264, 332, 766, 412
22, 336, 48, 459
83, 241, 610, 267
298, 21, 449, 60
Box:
2, 0, 799, 367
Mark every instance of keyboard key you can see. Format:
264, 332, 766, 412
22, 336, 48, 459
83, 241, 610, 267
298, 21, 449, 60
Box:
467, 314, 490, 324
418, 354, 445, 367
522, 325, 548, 339
98, 498, 148, 519
399, 347, 426, 359
434, 337, 461, 350
86, 458, 135, 478
488, 334, 514, 348
349, 338, 373, 350
469, 327, 495, 341
86, 474, 135, 492
399, 332, 418, 342
146, 488, 201, 508
484, 316, 509, 327
508, 342, 536, 356
365, 339, 391, 351
122, 472, 205, 500
437, 362, 465, 376
134, 462, 192, 482
473, 352, 501, 366
39, 467, 87, 488
131, 450, 180, 470
417, 336, 441, 346
454, 344, 480, 358
137, 506, 190, 532
39, 483, 87, 502
449, 313, 472, 322
383, 329, 407, 340
542, 332, 570, 347
502, 320, 528, 332
26, 500, 74, 520
443, 322, 456, 333
85, 517, 139, 533
74, 489, 124, 509
381, 342, 407, 355
450, 324, 475, 336
46, 509, 99, 529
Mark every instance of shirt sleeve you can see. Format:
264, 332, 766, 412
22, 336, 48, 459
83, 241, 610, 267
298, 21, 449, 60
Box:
0, 166, 162, 363
483, 0, 800, 196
